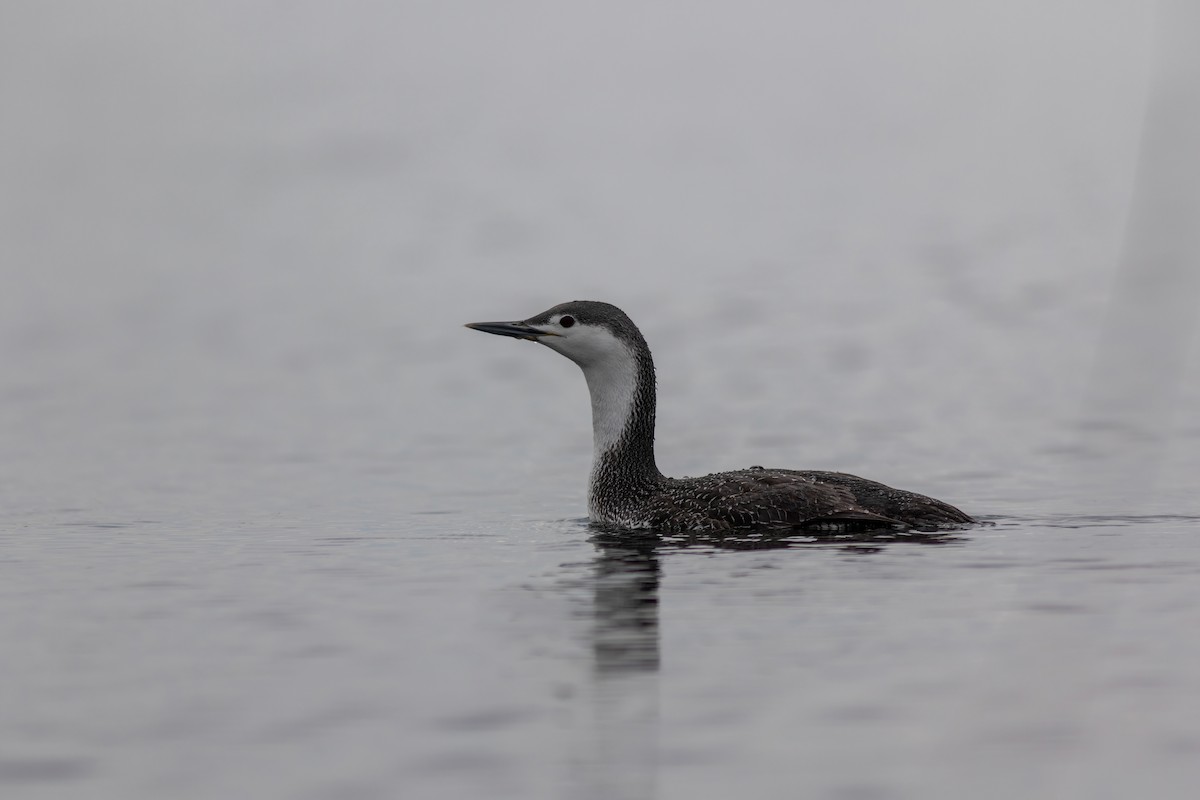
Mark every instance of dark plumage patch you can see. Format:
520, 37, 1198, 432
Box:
639, 469, 973, 532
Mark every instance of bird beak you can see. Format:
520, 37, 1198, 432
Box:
464, 320, 558, 341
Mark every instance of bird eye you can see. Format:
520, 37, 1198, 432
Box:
559, 315, 575, 328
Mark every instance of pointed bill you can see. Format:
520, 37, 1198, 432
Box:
464, 321, 557, 341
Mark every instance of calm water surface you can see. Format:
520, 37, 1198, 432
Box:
6, 502, 1200, 799
5, 3, 1200, 799
5, 355, 1200, 800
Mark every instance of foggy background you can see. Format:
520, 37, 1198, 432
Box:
3, 2, 1200, 799
4, 1, 1193, 521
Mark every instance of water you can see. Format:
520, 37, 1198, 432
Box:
4, 2, 1200, 799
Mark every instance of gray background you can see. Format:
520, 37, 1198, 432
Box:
3, 2, 1199, 799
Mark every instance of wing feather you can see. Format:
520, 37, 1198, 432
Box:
645, 468, 969, 531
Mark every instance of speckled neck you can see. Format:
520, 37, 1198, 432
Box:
583, 336, 663, 523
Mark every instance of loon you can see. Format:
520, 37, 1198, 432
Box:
466, 300, 974, 532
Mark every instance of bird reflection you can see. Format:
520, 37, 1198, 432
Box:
586, 524, 960, 674
570, 530, 661, 800
590, 530, 662, 676
573, 525, 960, 799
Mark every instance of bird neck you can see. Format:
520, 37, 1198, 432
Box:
582, 341, 662, 502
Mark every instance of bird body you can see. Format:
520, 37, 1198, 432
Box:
467, 301, 973, 532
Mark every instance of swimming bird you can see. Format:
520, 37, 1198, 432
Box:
466, 301, 974, 532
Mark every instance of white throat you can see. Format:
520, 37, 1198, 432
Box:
579, 343, 639, 459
